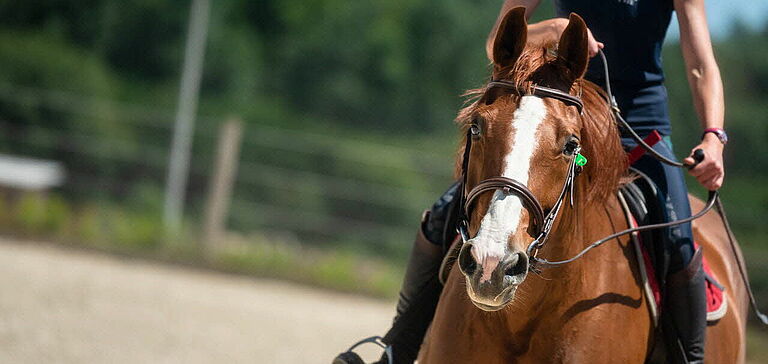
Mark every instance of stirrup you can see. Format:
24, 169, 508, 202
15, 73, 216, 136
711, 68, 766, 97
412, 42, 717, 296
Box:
333, 336, 393, 364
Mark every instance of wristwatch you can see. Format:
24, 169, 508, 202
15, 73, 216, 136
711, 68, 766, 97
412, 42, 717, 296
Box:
702, 128, 728, 145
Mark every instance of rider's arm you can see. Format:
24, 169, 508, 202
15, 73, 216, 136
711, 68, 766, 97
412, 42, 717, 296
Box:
486, 0, 603, 61
676, 0, 726, 190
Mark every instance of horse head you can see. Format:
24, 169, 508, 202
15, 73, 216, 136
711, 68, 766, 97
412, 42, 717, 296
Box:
455, 8, 624, 311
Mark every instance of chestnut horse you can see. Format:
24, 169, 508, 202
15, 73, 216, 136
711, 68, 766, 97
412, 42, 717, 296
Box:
418, 9, 747, 364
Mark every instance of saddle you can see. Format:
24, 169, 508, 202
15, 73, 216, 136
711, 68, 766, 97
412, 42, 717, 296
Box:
618, 169, 727, 324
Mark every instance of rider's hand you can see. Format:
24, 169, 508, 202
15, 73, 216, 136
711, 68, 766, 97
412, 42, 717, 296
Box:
586, 29, 604, 58
553, 18, 604, 57
684, 133, 725, 190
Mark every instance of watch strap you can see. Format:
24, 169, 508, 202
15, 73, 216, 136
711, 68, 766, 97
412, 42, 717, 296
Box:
702, 128, 728, 144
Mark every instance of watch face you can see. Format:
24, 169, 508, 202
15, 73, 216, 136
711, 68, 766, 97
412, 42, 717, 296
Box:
704, 129, 727, 144
719, 132, 728, 144
713, 130, 728, 144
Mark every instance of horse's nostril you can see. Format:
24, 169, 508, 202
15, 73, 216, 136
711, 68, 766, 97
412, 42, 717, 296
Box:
458, 243, 477, 276
503, 252, 529, 278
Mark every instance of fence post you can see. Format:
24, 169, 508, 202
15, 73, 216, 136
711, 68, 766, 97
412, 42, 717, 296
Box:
164, 0, 210, 230
203, 118, 243, 252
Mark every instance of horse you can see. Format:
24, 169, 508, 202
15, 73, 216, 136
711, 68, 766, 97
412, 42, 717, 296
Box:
418, 8, 748, 363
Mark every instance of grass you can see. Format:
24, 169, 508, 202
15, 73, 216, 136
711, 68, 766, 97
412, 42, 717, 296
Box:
210, 234, 403, 299
0, 192, 405, 299
747, 325, 768, 363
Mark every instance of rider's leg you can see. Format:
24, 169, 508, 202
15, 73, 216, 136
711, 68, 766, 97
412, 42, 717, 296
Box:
394, 182, 459, 317
380, 182, 460, 364
631, 138, 705, 364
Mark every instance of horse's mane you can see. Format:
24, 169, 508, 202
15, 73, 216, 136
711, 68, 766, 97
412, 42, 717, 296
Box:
455, 42, 626, 203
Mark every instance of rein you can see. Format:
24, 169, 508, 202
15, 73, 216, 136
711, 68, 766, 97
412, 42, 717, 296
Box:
601, 49, 767, 324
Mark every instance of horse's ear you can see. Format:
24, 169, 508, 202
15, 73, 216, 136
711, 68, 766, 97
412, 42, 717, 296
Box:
491, 7, 528, 69
557, 13, 589, 82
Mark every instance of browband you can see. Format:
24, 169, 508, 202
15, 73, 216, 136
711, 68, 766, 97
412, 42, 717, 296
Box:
486, 80, 584, 114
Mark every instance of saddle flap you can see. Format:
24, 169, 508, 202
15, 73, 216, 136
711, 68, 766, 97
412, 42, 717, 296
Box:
619, 177, 728, 325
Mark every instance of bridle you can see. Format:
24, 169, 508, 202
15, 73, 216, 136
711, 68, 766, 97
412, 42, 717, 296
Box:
455, 80, 585, 263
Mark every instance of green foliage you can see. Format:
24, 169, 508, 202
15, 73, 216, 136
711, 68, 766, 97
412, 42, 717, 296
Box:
747, 326, 768, 363
110, 209, 163, 249
0, 29, 148, 200
213, 236, 402, 298
97, 1, 185, 80
0, 29, 118, 141
74, 204, 105, 244
5, 193, 158, 248
14, 193, 70, 235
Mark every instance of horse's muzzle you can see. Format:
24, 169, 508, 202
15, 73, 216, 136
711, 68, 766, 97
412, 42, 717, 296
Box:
458, 242, 529, 311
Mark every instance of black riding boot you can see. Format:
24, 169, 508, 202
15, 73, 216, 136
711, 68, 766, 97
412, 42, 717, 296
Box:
333, 183, 459, 364
377, 215, 445, 364
375, 182, 460, 363
393, 213, 445, 320
665, 248, 707, 364
334, 217, 445, 364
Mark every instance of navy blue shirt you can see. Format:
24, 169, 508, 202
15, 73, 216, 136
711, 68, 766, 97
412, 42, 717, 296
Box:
554, 0, 675, 136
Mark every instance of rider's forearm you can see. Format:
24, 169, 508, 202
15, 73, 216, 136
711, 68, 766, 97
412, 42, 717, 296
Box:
485, 0, 543, 60
487, 19, 565, 61
675, 0, 725, 131
686, 60, 724, 133
527, 19, 568, 46
682, 49, 724, 131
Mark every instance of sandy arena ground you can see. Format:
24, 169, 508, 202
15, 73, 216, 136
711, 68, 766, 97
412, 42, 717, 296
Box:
0, 239, 394, 363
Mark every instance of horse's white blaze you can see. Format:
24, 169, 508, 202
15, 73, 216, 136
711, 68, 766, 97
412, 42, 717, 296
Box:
470, 96, 546, 283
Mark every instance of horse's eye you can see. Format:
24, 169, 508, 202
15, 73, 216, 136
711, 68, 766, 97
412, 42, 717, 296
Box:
563, 136, 579, 156
470, 124, 481, 137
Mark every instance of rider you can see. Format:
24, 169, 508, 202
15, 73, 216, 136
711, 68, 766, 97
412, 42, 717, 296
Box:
347, 0, 725, 363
